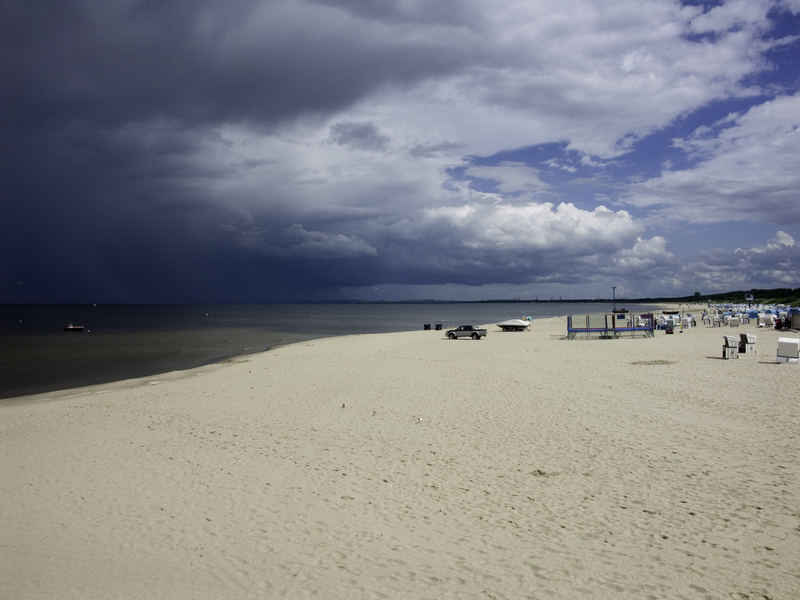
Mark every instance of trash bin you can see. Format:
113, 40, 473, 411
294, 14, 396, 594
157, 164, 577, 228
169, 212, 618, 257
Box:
435, 324, 442, 330
423, 324, 431, 330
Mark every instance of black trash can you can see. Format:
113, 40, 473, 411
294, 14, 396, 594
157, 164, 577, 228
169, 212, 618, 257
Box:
435, 324, 442, 330
423, 324, 431, 330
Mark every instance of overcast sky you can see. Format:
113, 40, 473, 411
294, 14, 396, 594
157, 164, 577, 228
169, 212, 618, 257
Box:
3, 0, 799, 302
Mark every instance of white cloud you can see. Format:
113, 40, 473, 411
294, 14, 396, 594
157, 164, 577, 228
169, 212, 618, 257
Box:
625, 94, 800, 225
344, 0, 779, 159
464, 162, 549, 194
749, 230, 796, 252
680, 230, 800, 291
423, 201, 642, 255
779, 0, 800, 13
614, 236, 673, 271
688, 0, 771, 34
771, 230, 796, 247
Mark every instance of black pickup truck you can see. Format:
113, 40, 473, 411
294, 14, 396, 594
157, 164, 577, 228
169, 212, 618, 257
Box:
445, 325, 487, 340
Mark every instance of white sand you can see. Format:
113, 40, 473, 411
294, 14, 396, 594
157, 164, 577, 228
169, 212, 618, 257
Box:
2, 312, 799, 599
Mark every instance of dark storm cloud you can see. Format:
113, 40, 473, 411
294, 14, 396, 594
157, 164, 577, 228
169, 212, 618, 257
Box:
307, 0, 482, 26
0, 0, 466, 130
328, 122, 390, 152
0, 0, 471, 301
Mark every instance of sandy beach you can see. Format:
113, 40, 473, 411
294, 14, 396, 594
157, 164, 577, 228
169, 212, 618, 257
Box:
2, 310, 798, 599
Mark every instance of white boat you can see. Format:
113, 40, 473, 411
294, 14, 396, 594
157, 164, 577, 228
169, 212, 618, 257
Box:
496, 318, 531, 332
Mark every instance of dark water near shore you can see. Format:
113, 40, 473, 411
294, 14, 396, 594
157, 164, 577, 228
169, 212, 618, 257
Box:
1, 302, 658, 399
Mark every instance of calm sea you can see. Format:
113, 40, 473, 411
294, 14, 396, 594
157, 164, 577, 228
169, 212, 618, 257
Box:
0, 302, 658, 399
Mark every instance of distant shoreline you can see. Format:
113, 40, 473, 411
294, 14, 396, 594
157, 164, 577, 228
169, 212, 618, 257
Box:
0, 302, 675, 401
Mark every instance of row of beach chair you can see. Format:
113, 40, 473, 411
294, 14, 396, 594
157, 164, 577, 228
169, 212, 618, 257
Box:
722, 334, 800, 362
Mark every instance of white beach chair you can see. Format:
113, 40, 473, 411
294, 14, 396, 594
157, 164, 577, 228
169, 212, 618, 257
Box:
738, 333, 756, 354
722, 335, 739, 359
776, 337, 800, 364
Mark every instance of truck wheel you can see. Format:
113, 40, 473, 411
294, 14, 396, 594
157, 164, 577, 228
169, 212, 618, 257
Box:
472, 332, 480, 340
448, 332, 456, 339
